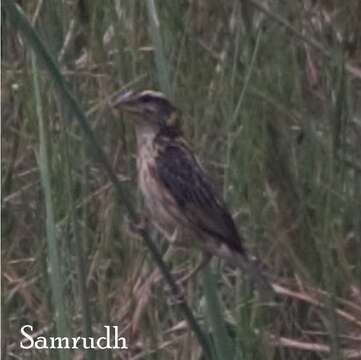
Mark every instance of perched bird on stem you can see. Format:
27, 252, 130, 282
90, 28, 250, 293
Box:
113, 89, 273, 293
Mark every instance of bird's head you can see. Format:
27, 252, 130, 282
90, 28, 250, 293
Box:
113, 90, 180, 132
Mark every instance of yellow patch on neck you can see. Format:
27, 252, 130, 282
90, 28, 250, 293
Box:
166, 111, 180, 127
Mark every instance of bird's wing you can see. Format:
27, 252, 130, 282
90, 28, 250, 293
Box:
155, 139, 245, 255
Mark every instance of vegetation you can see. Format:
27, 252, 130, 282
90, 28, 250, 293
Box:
2, 0, 361, 359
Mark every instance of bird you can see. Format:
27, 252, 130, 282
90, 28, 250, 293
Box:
113, 89, 273, 293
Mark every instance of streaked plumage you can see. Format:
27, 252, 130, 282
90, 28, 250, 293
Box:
114, 89, 272, 292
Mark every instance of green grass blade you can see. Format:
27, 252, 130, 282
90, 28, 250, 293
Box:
31, 53, 70, 360
203, 267, 236, 360
62, 127, 95, 360
145, 0, 172, 98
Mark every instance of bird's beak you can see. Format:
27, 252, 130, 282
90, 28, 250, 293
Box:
112, 90, 142, 114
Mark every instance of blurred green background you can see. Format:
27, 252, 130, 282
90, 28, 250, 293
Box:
2, 0, 361, 359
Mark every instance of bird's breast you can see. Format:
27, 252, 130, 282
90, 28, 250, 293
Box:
137, 142, 178, 234
137, 143, 157, 205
